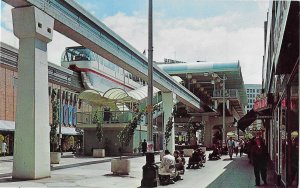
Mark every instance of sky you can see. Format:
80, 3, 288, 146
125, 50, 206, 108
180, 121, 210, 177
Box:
1, 0, 269, 84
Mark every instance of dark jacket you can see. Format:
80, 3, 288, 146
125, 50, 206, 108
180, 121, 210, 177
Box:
251, 145, 268, 167
142, 141, 147, 152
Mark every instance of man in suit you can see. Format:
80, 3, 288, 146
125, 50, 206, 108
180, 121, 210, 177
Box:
251, 138, 268, 186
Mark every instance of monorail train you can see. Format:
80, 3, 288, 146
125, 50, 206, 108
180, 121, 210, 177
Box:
61, 46, 146, 93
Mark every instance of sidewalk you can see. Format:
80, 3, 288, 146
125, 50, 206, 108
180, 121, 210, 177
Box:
161, 153, 279, 188
204, 155, 280, 188
0, 152, 280, 188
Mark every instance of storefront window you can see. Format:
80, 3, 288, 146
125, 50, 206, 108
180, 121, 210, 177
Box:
288, 68, 298, 187
274, 108, 280, 174
280, 102, 287, 184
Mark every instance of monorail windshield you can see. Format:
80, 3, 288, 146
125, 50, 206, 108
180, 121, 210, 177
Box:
62, 46, 95, 62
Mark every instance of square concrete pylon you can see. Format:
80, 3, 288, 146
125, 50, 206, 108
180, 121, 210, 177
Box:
12, 6, 54, 179
162, 92, 176, 152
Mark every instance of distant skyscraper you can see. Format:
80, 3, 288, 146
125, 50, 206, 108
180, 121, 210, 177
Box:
245, 84, 262, 112
245, 84, 262, 130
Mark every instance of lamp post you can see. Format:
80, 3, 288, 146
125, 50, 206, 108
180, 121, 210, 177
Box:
141, 0, 158, 187
222, 74, 226, 147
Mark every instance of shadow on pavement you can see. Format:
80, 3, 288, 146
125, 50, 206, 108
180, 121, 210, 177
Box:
206, 155, 281, 188
222, 158, 234, 161
51, 156, 138, 171
103, 173, 136, 179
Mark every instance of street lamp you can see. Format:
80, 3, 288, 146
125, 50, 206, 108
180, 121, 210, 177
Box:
212, 73, 227, 147
141, 0, 158, 187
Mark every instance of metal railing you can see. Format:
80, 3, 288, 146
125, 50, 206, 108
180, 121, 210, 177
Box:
213, 89, 240, 99
77, 111, 135, 124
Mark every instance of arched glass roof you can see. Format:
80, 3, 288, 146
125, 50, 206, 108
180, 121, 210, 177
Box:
103, 88, 129, 100
103, 86, 160, 102
78, 89, 115, 106
79, 86, 160, 106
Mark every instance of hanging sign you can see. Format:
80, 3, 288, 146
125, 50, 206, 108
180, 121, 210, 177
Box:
147, 141, 154, 153
253, 97, 268, 111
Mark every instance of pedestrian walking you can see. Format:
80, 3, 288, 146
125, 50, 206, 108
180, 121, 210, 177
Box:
234, 139, 239, 157
239, 139, 244, 157
227, 137, 235, 159
141, 139, 147, 156
251, 138, 268, 186
1, 141, 7, 157
246, 138, 255, 163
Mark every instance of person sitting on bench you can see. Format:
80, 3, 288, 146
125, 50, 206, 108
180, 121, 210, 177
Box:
209, 144, 221, 160
173, 150, 184, 179
159, 150, 177, 184
178, 150, 186, 174
186, 149, 203, 169
199, 148, 206, 164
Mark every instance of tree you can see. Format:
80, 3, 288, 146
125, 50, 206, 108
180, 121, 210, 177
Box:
164, 116, 173, 149
93, 109, 103, 146
164, 106, 176, 149
118, 112, 143, 159
186, 117, 195, 143
50, 90, 59, 152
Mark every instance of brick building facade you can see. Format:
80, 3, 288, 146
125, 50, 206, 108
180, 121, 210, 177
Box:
0, 42, 89, 154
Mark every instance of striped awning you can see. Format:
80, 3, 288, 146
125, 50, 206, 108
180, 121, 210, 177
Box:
0, 120, 81, 135
0, 120, 15, 131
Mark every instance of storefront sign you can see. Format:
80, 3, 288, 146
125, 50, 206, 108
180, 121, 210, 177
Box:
281, 98, 286, 108
253, 97, 268, 111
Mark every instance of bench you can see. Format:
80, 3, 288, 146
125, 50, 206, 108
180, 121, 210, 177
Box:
175, 163, 185, 175
158, 165, 178, 185
159, 173, 173, 185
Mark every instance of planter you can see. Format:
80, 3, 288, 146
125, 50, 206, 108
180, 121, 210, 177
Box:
93, 149, 105, 158
111, 159, 130, 175
50, 152, 61, 164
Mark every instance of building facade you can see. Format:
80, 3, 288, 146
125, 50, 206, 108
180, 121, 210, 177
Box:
245, 84, 263, 132
245, 84, 262, 112
0, 42, 86, 154
262, 1, 299, 187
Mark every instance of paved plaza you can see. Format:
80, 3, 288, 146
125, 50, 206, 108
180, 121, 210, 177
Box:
0, 152, 279, 188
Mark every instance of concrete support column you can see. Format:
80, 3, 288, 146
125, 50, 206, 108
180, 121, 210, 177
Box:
162, 92, 175, 152
12, 6, 54, 179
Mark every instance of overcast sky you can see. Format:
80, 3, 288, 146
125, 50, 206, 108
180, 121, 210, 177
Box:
1, 0, 269, 84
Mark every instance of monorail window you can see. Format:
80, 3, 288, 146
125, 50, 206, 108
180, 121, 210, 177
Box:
62, 47, 94, 62
103, 59, 116, 71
